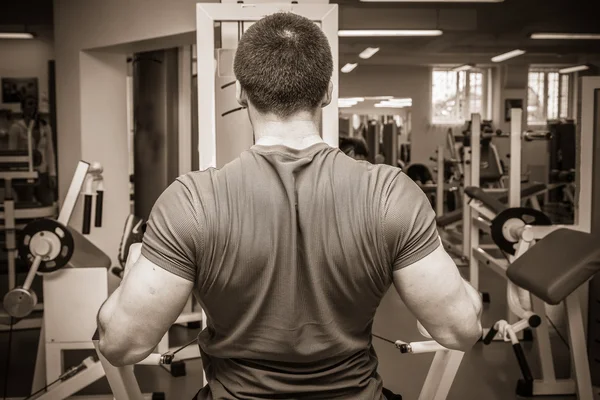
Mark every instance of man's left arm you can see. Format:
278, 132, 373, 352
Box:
97, 179, 202, 366
97, 253, 193, 366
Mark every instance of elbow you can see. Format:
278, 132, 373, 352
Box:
97, 337, 152, 367
436, 321, 483, 352
98, 339, 134, 367
98, 340, 152, 367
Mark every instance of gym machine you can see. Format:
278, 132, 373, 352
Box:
1, 160, 110, 399
462, 76, 599, 397
482, 227, 596, 399
1, 144, 57, 331
435, 115, 549, 268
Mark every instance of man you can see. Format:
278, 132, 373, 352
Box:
339, 135, 369, 160
97, 12, 482, 400
8, 96, 57, 205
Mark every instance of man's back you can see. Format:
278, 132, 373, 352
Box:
142, 142, 440, 399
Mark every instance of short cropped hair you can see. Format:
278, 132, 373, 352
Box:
233, 12, 333, 118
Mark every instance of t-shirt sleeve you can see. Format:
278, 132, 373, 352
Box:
141, 179, 203, 282
383, 172, 440, 271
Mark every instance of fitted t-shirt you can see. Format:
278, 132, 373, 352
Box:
141, 142, 440, 400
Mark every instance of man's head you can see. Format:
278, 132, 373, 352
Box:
21, 96, 38, 119
234, 12, 333, 120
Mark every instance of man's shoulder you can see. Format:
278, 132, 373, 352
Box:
9, 119, 26, 131
176, 169, 216, 192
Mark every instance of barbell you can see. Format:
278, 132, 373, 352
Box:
4, 219, 75, 318
490, 207, 552, 255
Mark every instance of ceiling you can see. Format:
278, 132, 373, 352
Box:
335, 0, 600, 66
1, 0, 598, 66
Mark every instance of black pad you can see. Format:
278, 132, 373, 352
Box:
507, 229, 600, 305
436, 208, 463, 227
464, 186, 507, 215
498, 183, 547, 203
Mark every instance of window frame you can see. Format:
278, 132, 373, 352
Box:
527, 68, 570, 126
431, 67, 489, 125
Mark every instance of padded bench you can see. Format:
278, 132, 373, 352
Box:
498, 183, 547, 203
507, 228, 600, 305
464, 186, 507, 215
436, 208, 463, 227
436, 183, 548, 228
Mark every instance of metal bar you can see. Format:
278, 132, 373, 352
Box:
406, 341, 447, 354
320, 4, 339, 147
436, 145, 444, 215
473, 217, 491, 234
94, 341, 145, 400
531, 379, 576, 395
0, 156, 31, 163
531, 224, 574, 240
4, 199, 16, 290
576, 76, 598, 233
531, 296, 558, 383
27, 120, 34, 173
469, 200, 497, 222
472, 247, 508, 278
0, 171, 38, 180
462, 149, 471, 259
178, 46, 193, 175
509, 108, 521, 208
31, 322, 46, 394
565, 293, 595, 400
482, 188, 508, 194
418, 350, 464, 400
471, 113, 481, 188
35, 359, 106, 400
469, 114, 481, 289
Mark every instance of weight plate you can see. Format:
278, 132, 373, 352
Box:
490, 207, 552, 255
19, 218, 75, 273
3, 287, 38, 319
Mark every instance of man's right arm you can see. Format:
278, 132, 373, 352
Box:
383, 173, 482, 351
392, 244, 482, 351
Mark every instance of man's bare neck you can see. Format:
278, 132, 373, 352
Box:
253, 120, 323, 150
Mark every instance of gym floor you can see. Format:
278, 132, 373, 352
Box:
1, 265, 598, 399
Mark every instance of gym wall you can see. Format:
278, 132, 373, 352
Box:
339, 65, 432, 162
53, 0, 200, 265
0, 28, 54, 112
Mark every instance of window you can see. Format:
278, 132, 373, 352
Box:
527, 69, 570, 125
432, 68, 487, 124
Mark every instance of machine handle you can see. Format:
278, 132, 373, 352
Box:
95, 190, 104, 227
82, 194, 93, 234
483, 326, 498, 344
523, 130, 551, 141
512, 343, 533, 382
